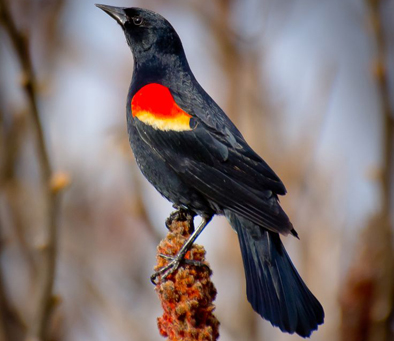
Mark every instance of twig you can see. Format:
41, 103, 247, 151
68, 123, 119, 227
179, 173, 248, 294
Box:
339, 1, 394, 340
367, 1, 394, 340
0, 234, 28, 341
367, 0, 394, 214
0, 1, 62, 340
0, 110, 38, 277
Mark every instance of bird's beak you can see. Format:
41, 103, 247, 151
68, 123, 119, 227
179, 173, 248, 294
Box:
95, 4, 127, 26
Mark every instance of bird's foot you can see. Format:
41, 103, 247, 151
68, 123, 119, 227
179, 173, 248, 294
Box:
152, 215, 212, 285
150, 254, 210, 285
150, 254, 182, 284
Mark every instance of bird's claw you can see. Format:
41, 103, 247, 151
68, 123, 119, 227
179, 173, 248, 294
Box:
150, 255, 181, 284
150, 253, 211, 285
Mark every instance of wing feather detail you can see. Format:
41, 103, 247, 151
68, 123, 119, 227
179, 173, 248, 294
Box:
133, 118, 293, 236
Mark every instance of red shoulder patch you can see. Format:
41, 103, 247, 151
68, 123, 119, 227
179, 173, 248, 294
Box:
131, 83, 192, 131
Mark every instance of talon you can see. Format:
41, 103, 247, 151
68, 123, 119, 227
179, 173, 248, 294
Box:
151, 253, 211, 285
150, 273, 158, 285
150, 256, 181, 284
183, 259, 212, 275
161, 259, 181, 279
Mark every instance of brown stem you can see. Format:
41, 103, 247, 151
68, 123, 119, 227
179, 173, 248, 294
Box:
366, 0, 393, 215
367, 1, 394, 340
0, 235, 27, 341
340, 2, 394, 341
0, 1, 60, 340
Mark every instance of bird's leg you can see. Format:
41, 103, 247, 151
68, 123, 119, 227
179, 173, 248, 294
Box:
151, 215, 212, 284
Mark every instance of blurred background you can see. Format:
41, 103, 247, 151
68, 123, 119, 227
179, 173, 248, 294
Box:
0, 0, 393, 340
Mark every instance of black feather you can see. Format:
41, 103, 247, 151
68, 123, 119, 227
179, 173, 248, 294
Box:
133, 119, 294, 235
226, 211, 324, 337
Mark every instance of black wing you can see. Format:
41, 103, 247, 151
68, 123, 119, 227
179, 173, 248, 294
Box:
134, 114, 294, 236
170, 85, 286, 195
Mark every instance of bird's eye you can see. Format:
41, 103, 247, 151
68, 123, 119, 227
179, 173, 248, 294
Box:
132, 16, 143, 26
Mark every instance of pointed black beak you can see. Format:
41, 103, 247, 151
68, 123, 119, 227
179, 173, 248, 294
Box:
96, 4, 127, 26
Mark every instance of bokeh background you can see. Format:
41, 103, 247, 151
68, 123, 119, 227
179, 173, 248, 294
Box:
1, 0, 393, 340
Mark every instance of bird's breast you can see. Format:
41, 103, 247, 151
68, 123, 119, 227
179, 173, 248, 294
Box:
131, 83, 192, 132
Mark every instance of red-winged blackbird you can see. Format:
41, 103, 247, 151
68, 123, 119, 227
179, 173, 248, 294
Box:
96, 4, 324, 337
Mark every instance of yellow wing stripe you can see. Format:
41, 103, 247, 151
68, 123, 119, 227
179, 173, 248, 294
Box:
135, 110, 192, 132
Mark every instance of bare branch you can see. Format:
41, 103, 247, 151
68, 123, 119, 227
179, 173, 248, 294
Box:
340, 1, 394, 340
0, 1, 63, 340
366, 0, 394, 215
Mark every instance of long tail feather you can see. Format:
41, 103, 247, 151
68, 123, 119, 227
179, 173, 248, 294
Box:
225, 211, 324, 337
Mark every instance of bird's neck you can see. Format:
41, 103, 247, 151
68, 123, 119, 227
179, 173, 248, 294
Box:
130, 51, 194, 94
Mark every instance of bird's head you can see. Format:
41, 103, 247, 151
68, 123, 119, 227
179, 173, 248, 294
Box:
96, 4, 184, 65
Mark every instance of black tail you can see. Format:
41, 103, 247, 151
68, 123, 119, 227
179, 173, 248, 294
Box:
225, 211, 324, 338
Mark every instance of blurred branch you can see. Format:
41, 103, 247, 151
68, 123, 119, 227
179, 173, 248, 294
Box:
0, 217, 27, 341
368, 0, 394, 338
367, 0, 394, 214
340, 1, 394, 340
0, 2, 51, 182
0, 110, 38, 276
339, 214, 393, 341
0, 1, 63, 340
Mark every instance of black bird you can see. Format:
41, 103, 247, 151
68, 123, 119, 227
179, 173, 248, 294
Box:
96, 4, 324, 337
